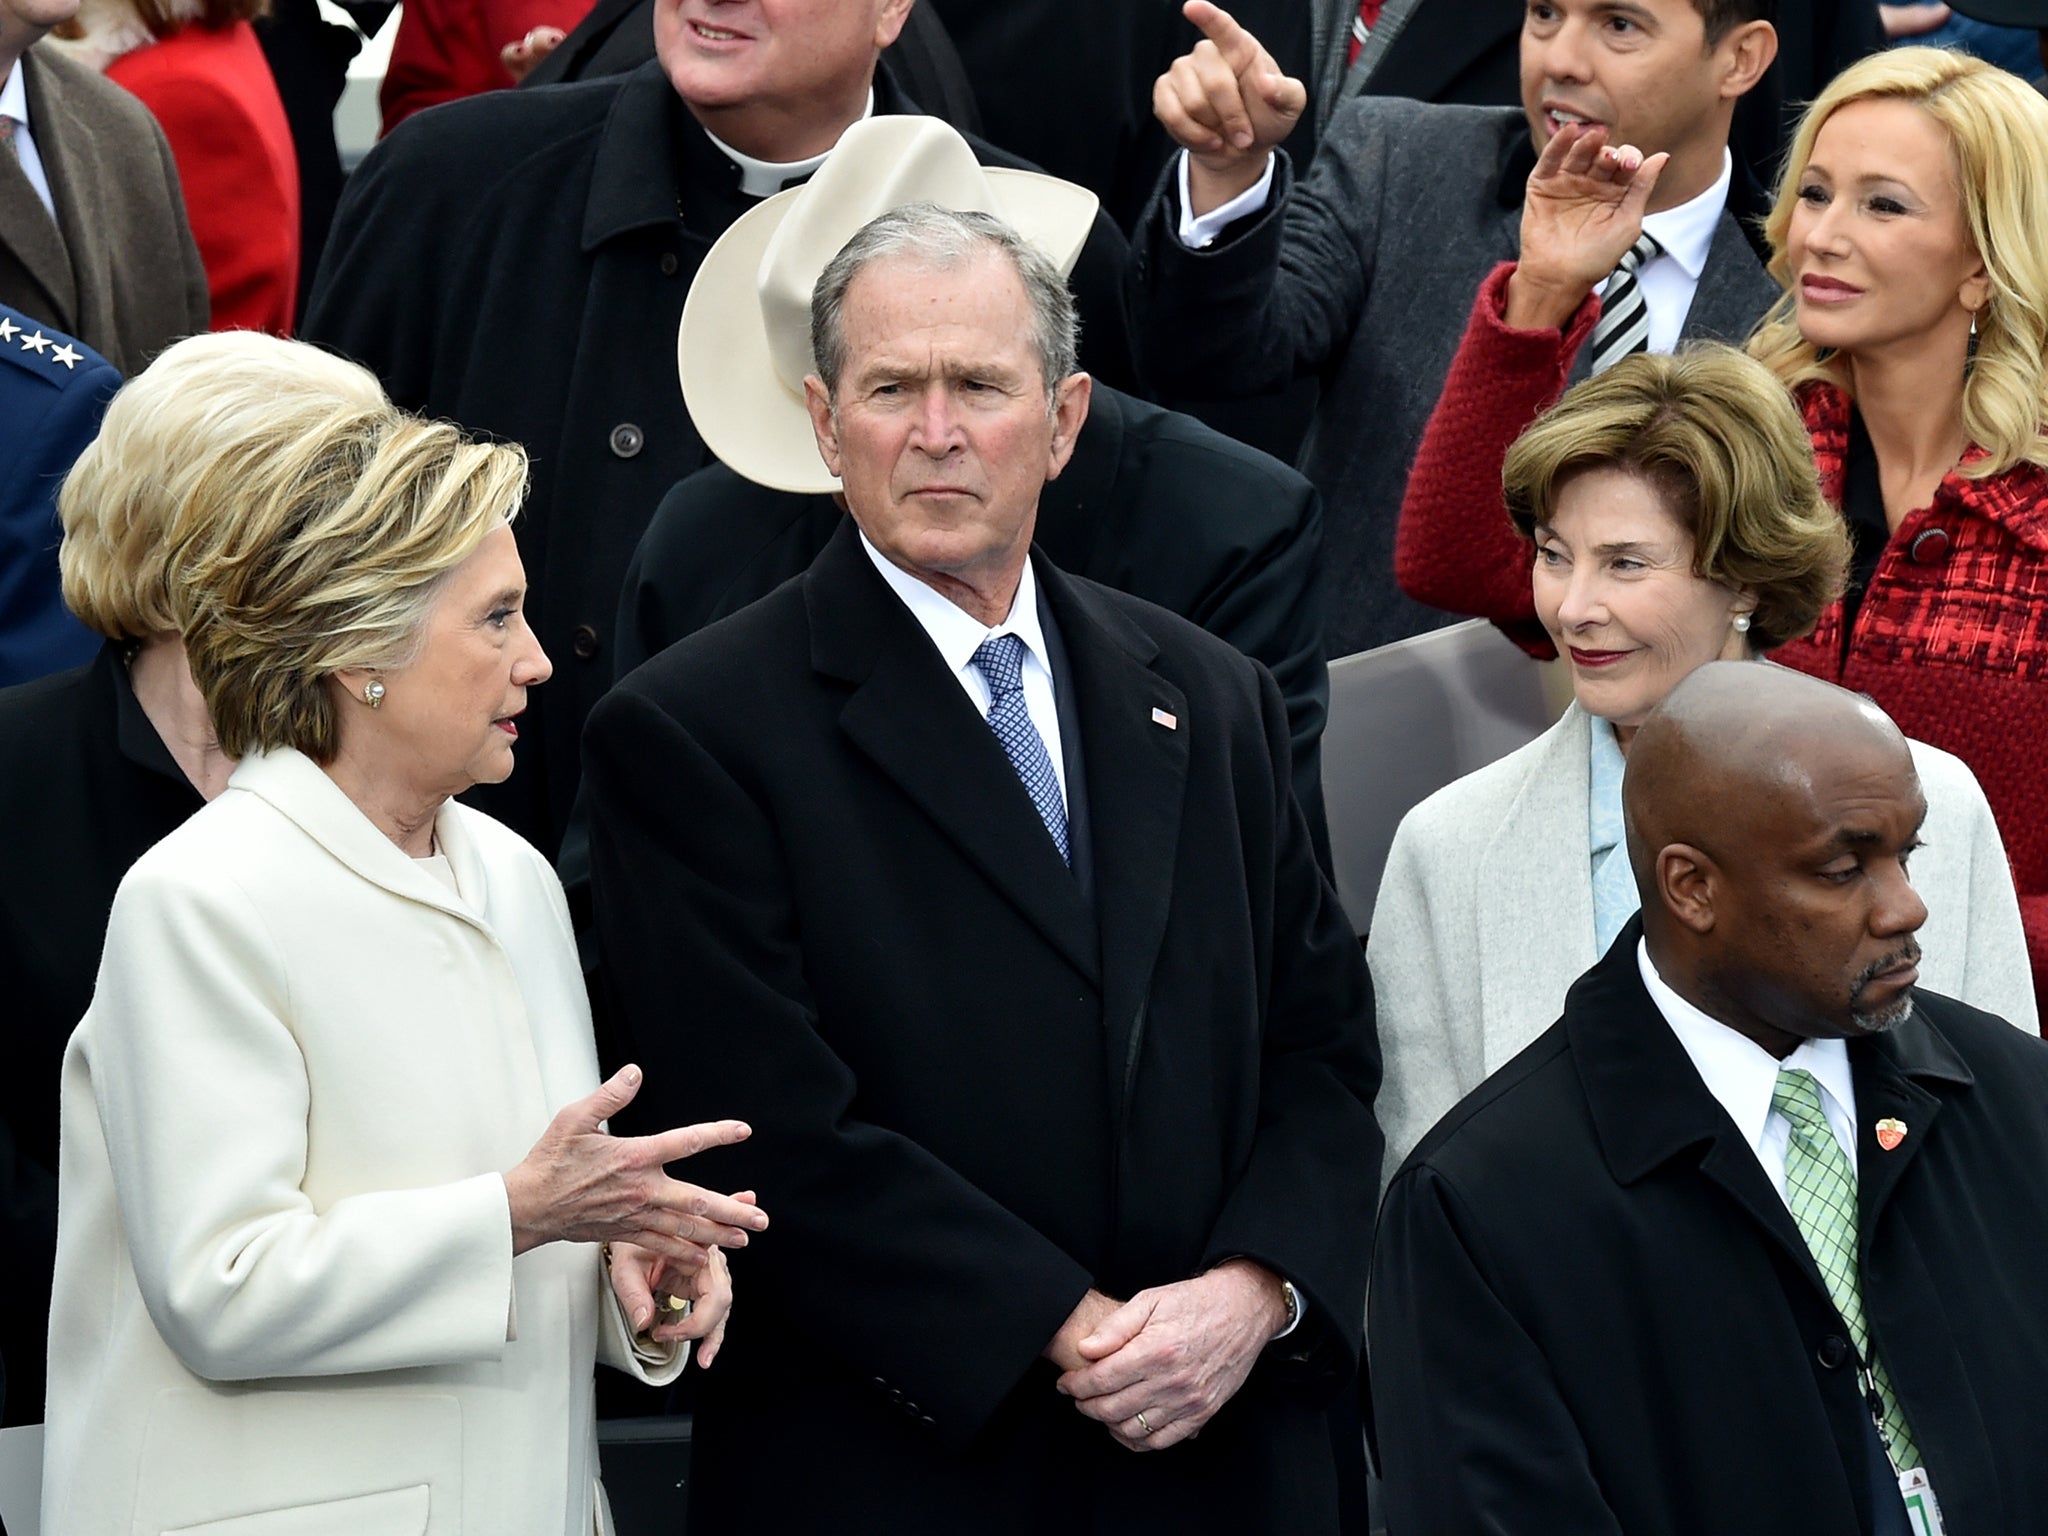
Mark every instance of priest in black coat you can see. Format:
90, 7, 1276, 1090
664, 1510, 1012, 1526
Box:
1370, 664, 2048, 1536
302, 0, 1137, 856
585, 203, 1379, 1532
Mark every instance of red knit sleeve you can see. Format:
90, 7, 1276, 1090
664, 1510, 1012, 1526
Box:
1393, 262, 1600, 659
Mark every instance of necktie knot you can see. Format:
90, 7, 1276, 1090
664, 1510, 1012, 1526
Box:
971, 633, 1027, 698
1771, 1067, 1833, 1139
1616, 232, 1663, 276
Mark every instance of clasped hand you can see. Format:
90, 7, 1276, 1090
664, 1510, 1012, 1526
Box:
1052, 1259, 1287, 1453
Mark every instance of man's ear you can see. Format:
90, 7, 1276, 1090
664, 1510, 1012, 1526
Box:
805, 375, 844, 480
1657, 843, 1720, 935
875, 0, 915, 51
1717, 20, 1777, 101
1044, 371, 1092, 482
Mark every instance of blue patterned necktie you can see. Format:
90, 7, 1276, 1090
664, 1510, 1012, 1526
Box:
969, 634, 1070, 865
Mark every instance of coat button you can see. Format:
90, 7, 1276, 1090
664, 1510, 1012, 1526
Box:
1909, 527, 1951, 565
919, 1415, 936, 1428
572, 624, 601, 660
659, 251, 680, 276
871, 1376, 887, 1389
609, 422, 645, 459
1817, 1335, 1850, 1369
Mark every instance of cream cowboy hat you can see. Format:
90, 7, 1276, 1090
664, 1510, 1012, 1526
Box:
677, 114, 1100, 496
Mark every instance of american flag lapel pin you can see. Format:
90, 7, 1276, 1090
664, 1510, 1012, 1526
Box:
1151, 707, 1178, 730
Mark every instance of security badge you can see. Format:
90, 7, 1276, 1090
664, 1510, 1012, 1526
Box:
1875, 1117, 1908, 1152
1900, 1467, 1943, 1536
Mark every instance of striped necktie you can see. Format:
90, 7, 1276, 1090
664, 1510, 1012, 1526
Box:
1346, 0, 1386, 64
1589, 232, 1664, 375
1772, 1069, 1922, 1472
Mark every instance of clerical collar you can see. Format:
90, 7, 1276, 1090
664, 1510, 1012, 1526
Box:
703, 89, 876, 198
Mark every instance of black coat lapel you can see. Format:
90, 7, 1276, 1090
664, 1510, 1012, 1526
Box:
808, 526, 1100, 984
1038, 561, 1189, 1122
1571, 923, 1838, 1301
1849, 1013, 1971, 1251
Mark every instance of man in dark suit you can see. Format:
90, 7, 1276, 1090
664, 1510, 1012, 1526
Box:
1370, 662, 2048, 1535
1133, 0, 1782, 656
0, 14, 207, 376
0, 300, 114, 685
303, 0, 1137, 857
584, 204, 1380, 1533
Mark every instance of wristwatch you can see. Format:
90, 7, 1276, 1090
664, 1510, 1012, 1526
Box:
1274, 1278, 1304, 1341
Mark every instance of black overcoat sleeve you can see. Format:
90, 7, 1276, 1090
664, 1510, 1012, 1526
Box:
1369, 1162, 1627, 1535
583, 685, 1095, 1449
1195, 659, 1376, 1360
1128, 103, 1383, 403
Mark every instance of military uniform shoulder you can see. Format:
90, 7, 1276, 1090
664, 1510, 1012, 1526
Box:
0, 305, 112, 392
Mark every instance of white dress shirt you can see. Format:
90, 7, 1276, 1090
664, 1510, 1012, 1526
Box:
0, 61, 57, 222
859, 532, 1069, 813
1175, 144, 1731, 358
705, 89, 875, 198
1606, 148, 1731, 356
1639, 940, 1861, 1206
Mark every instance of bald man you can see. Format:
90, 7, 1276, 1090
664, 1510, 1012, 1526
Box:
1368, 662, 2048, 1536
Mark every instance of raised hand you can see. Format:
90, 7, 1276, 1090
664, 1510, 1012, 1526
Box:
1154, 1, 1307, 213
503, 1064, 769, 1262
1507, 123, 1669, 331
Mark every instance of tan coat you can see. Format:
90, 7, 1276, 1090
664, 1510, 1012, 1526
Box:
42, 749, 682, 1536
0, 42, 208, 374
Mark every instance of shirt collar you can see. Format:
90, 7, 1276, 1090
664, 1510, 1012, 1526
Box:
1640, 148, 1731, 282
704, 88, 875, 198
1587, 713, 1626, 859
858, 530, 1051, 683
1638, 939, 1858, 1156
0, 56, 30, 131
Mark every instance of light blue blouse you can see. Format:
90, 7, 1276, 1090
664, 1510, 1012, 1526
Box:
1588, 715, 1638, 955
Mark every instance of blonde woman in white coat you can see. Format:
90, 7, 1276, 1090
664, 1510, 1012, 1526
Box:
42, 336, 769, 1536
1370, 347, 2036, 1191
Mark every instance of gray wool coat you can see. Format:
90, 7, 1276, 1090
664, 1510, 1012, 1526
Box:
1131, 100, 1781, 657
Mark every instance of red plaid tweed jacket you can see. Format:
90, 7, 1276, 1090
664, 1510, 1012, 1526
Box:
1395, 262, 2048, 1013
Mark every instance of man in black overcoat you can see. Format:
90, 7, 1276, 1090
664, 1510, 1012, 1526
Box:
301, 0, 1137, 855
583, 204, 1381, 1532
1371, 663, 2048, 1536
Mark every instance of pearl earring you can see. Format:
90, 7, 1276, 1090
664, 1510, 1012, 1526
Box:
1733, 614, 1752, 634
363, 679, 386, 709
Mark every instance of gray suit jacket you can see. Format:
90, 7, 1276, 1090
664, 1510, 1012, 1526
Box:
0, 44, 207, 376
1131, 100, 1779, 657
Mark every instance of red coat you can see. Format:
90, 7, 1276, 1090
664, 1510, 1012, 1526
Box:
1397, 260, 2048, 1017
107, 21, 299, 336
379, 0, 596, 134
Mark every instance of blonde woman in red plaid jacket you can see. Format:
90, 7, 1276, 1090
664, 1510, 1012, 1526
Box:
1394, 46, 2048, 1018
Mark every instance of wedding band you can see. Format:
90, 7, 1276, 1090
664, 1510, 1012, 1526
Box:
1135, 1411, 1152, 1436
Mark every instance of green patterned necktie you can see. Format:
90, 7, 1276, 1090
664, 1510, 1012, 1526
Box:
1772, 1068, 1921, 1470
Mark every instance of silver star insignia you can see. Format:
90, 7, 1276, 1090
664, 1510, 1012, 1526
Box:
0, 317, 16, 342
21, 330, 51, 354
51, 342, 80, 370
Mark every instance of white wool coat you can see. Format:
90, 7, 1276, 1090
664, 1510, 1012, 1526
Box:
42, 748, 683, 1536
1368, 705, 2038, 1192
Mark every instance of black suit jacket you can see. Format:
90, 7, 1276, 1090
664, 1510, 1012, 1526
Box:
583, 526, 1380, 1533
0, 646, 205, 1425
608, 385, 1331, 864
1370, 921, 2048, 1536
304, 59, 1135, 856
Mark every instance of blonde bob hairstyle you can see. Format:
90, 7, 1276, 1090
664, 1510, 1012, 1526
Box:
168, 398, 528, 765
1749, 46, 2048, 478
58, 333, 387, 641
1502, 345, 1849, 654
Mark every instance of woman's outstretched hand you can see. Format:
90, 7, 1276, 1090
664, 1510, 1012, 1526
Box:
504, 1065, 769, 1260
1507, 122, 1669, 331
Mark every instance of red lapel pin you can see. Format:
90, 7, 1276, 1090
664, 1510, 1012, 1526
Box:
1875, 1118, 1908, 1152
